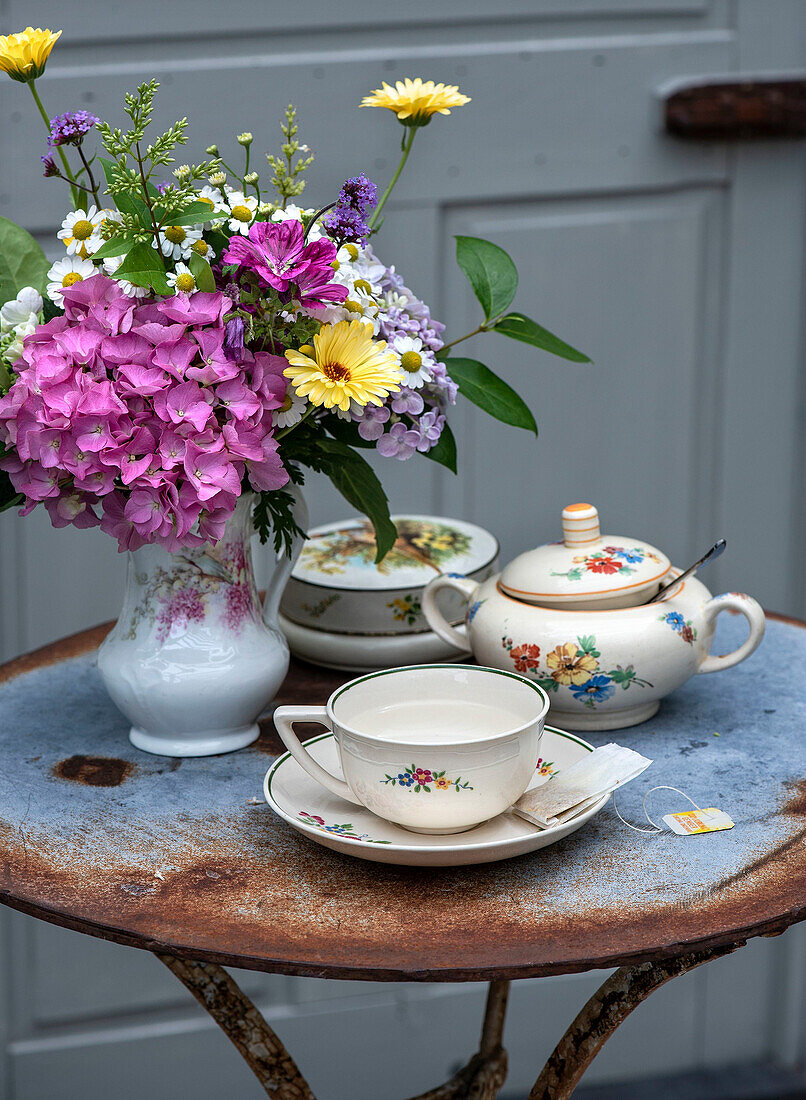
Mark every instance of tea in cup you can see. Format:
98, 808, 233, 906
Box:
273, 664, 549, 834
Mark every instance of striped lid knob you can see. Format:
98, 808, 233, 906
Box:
562, 503, 600, 548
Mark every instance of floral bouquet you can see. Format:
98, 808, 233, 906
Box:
0, 27, 589, 564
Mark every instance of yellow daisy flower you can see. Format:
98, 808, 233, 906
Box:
0, 27, 61, 83
360, 78, 470, 126
284, 320, 401, 412
546, 643, 598, 686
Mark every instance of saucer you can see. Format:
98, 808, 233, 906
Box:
279, 612, 468, 672
263, 727, 608, 866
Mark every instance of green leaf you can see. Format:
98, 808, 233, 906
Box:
114, 243, 169, 294
0, 217, 50, 302
422, 420, 457, 473
493, 312, 591, 363
455, 236, 518, 321
156, 202, 215, 228
317, 439, 397, 562
323, 415, 375, 449
91, 237, 134, 261
447, 358, 537, 435
188, 251, 215, 291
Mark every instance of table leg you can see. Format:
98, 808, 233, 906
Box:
528, 942, 743, 1100
407, 979, 511, 1100
158, 953, 316, 1099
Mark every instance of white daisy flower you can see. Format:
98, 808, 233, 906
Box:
188, 238, 213, 262
159, 223, 203, 262
196, 185, 228, 223
272, 387, 307, 429
166, 263, 197, 293
46, 256, 98, 304
393, 335, 433, 389
102, 254, 148, 299
0, 287, 42, 334
341, 285, 381, 334
226, 191, 258, 235
271, 204, 323, 241
57, 207, 105, 258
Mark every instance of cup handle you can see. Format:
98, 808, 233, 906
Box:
422, 574, 477, 653
697, 593, 766, 674
273, 705, 362, 805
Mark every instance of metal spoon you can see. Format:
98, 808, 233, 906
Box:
646, 538, 727, 604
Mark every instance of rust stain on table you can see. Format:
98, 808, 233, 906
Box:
0, 618, 803, 982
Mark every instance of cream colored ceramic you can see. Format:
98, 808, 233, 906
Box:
278, 612, 468, 672
272, 664, 549, 834
500, 503, 670, 609
280, 514, 498, 636
423, 572, 765, 731
263, 727, 608, 866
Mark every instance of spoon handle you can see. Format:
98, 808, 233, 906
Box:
647, 538, 726, 604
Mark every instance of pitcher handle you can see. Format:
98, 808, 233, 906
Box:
273, 705, 362, 805
422, 574, 477, 653
697, 593, 766, 674
261, 484, 309, 629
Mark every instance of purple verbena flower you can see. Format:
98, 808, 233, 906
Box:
48, 110, 100, 148
324, 173, 377, 246
41, 155, 58, 177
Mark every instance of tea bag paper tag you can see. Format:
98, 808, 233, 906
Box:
513, 744, 652, 829
663, 808, 735, 835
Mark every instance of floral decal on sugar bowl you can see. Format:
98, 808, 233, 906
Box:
551, 545, 662, 582
298, 812, 391, 843
381, 766, 474, 792
659, 610, 698, 644
502, 634, 653, 710
387, 593, 422, 625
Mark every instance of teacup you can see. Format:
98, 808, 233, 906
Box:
273, 664, 549, 834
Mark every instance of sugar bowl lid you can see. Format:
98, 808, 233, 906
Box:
499, 503, 671, 608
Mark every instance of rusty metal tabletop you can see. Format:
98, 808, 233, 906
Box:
0, 613, 803, 984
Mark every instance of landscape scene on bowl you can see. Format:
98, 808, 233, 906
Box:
299, 518, 473, 577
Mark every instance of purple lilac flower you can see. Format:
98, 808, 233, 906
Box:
391, 388, 424, 416
356, 403, 390, 441
416, 410, 445, 451
48, 110, 100, 147
376, 421, 420, 460
324, 173, 377, 246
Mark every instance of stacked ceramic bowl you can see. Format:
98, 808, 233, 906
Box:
279, 514, 498, 672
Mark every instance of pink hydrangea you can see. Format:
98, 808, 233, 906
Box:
0, 274, 289, 552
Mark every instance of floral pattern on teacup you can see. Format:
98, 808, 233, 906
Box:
502, 634, 653, 710
381, 766, 473, 792
551, 545, 661, 582
299, 811, 391, 843
659, 610, 697, 644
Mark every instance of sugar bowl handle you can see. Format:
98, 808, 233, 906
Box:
273, 706, 362, 805
422, 574, 476, 653
697, 593, 766, 674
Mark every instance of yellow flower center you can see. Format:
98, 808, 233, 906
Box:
344, 299, 362, 314
190, 240, 209, 256
174, 272, 196, 292
353, 278, 372, 295
323, 361, 351, 382
71, 219, 94, 241
344, 243, 359, 260
61, 272, 83, 287
199, 196, 215, 208
400, 351, 422, 373
165, 225, 187, 244
280, 393, 293, 412
231, 204, 253, 223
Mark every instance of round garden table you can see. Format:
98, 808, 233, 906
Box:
0, 612, 804, 1099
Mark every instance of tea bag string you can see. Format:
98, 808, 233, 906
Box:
612, 785, 703, 834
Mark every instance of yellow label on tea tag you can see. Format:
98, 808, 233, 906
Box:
662, 808, 734, 835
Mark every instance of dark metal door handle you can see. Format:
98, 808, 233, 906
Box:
664, 78, 806, 139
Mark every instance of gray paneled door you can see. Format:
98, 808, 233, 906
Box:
1, 2, 805, 1097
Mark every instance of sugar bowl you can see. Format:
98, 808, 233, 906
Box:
422, 503, 765, 730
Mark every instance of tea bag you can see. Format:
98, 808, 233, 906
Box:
513, 743, 652, 829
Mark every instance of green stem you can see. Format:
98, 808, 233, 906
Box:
439, 323, 488, 353
28, 81, 81, 208
368, 126, 416, 232
76, 144, 100, 207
